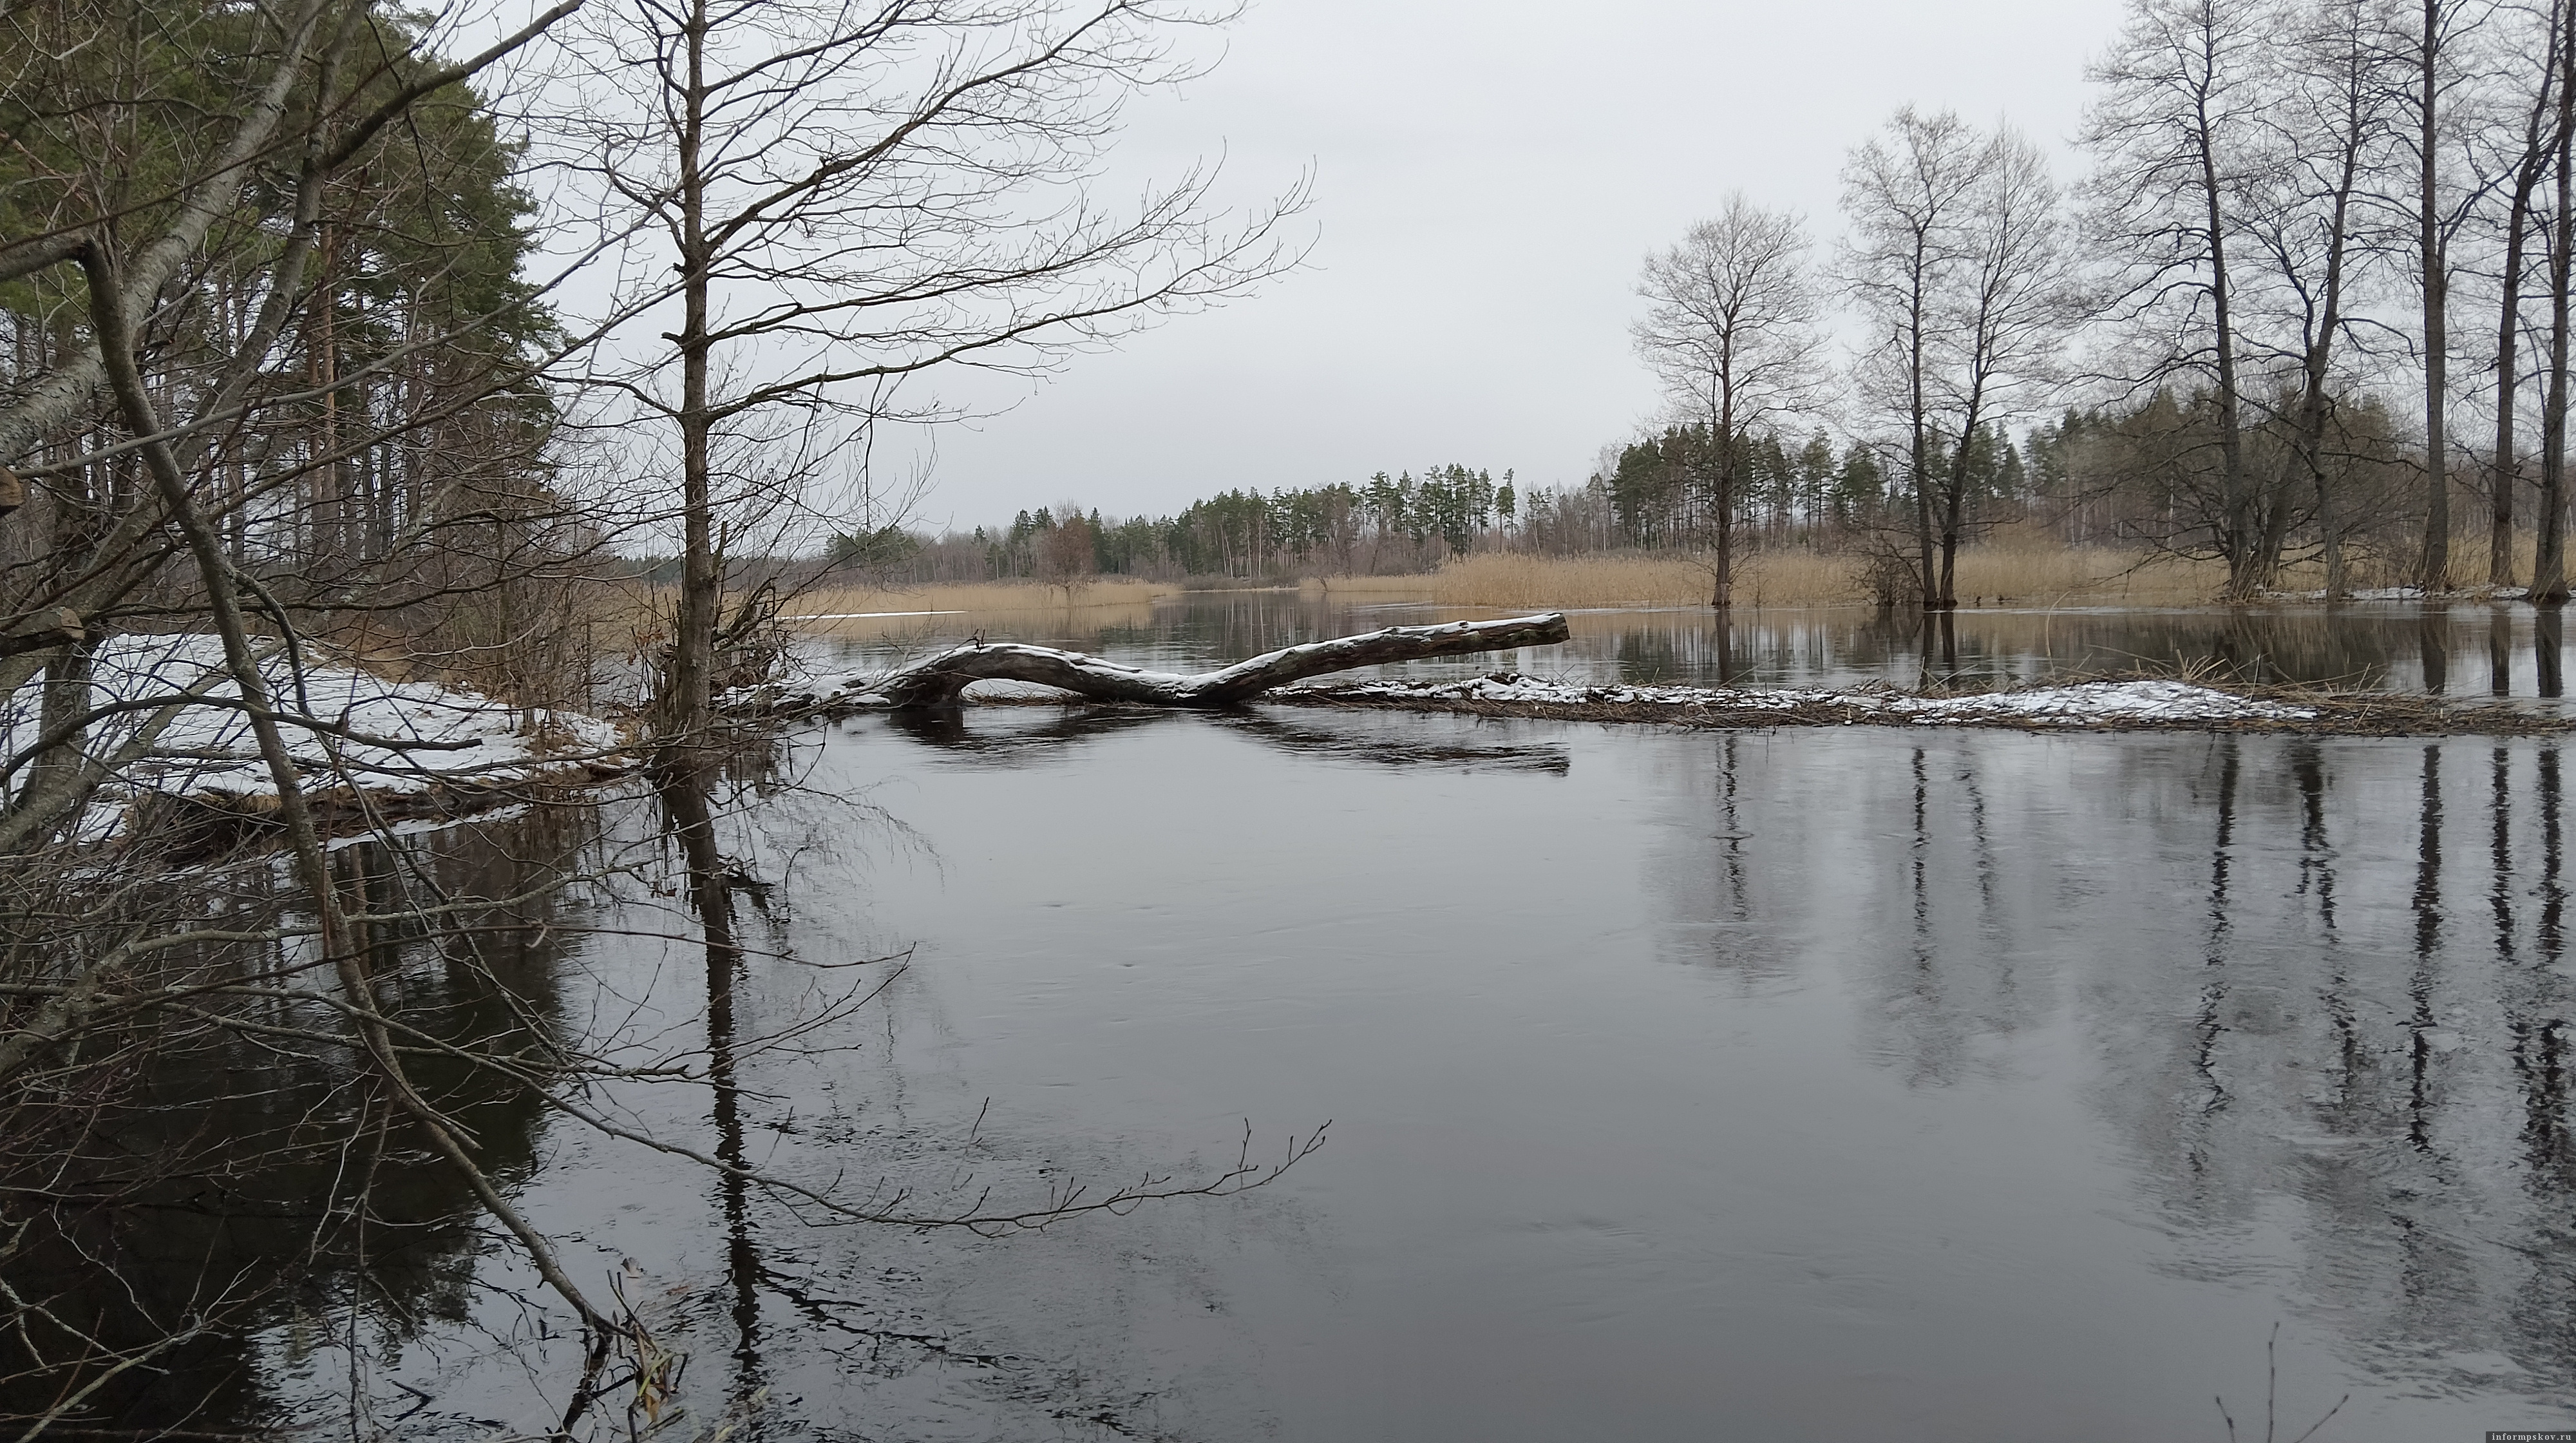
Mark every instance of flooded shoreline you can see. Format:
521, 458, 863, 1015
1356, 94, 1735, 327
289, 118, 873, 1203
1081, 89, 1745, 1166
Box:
804, 593, 2576, 702
15, 599, 2576, 1440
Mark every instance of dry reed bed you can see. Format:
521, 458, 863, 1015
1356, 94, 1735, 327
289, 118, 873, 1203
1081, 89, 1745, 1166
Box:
1318, 540, 2235, 609
786, 577, 1179, 622
778, 535, 2545, 640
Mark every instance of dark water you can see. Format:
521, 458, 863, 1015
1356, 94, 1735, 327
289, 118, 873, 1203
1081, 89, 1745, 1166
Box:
271, 714, 2571, 1442
820, 590, 2576, 700
28, 602, 2576, 1440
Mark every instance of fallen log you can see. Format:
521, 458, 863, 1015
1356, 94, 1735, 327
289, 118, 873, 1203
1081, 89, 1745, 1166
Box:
806, 613, 1572, 710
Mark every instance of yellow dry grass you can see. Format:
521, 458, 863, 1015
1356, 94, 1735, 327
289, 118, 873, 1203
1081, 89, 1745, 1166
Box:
1317, 554, 1710, 608
1917, 535, 2228, 607
781, 577, 1182, 633
769, 530, 2543, 640
1317, 534, 2234, 610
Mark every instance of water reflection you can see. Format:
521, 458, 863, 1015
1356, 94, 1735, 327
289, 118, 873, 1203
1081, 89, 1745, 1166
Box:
0, 805, 600, 1435
2542, 608, 2564, 698
26, 709, 2576, 1439
2492, 609, 2514, 696
1217, 713, 1571, 774
1722, 732, 2576, 1406
870, 703, 1572, 775
820, 591, 2576, 701
835, 712, 2576, 1436
651, 758, 770, 1415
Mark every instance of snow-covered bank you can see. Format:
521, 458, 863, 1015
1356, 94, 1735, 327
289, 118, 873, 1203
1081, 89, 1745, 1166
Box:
1270, 673, 2576, 734
4, 635, 634, 841
2264, 585, 2531, 603
1291, 674, 2320, 727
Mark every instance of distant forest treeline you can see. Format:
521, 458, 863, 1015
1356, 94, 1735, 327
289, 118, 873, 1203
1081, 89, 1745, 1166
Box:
839, 386, 2422, 590
837, 0, 2576, 610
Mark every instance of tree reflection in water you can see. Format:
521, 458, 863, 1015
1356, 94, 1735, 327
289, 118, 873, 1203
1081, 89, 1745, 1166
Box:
822, 589, 2576, 700
1647, 729, 2576, 1403
0, 803, 601, 1433
17, 684, 2576, 1435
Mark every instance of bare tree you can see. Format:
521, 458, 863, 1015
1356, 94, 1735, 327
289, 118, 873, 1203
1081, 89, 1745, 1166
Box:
1924, 125, 2076, 607
2080, 0, 2275, 597
2541, 0, 2576, 601
0, 0, 1323, 1430
551, 0, 1306, 749
2239, 0, 2401, 596
1841, 108, 1982, 608
2471, 0, 2564, 586
1632, 194, 1824, 608
1844, 111, 2073, 608
2391, 0, 2498, 589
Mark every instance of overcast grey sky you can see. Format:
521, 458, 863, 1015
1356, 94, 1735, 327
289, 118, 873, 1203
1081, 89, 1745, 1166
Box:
899, 0, 2130, 531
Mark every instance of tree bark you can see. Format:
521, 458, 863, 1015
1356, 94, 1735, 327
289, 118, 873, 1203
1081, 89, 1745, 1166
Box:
798, 613, 1572, 711
1714, 403, 1736, 610
659, 0, 718, 747
2195, 57, 2253, 600
2418, 0, 2452, 592
2539, 11, 2576, 606
2490, 72, 2544, 588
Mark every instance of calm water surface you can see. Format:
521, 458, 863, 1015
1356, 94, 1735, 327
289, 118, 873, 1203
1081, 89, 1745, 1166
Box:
90, 601, 2576, 1439
813, 590, 2576, 700
614, 712, 2571, 1442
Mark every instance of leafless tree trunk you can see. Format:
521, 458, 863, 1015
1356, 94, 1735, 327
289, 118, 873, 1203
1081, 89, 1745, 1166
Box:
1846, 112, 2072, 608
1841, 108, 1979, 609
2414, 0, 2461, 591
2487, 0, 2562, 588
1930, 125, 2075, 605
2252, 0, 2392, 598
2540, 7, 2576, 604
1633, 195, 1825, 609
2082, 0, 2268, 595
565, 0, 1309, 753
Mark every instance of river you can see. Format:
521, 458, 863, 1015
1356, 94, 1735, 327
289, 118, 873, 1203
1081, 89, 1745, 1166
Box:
32, 597, 2576, 1440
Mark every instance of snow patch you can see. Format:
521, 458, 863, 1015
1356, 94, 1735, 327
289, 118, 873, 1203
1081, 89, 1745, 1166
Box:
1314, 673, 2316, 725
5, 634, 630, 837
2266, 585, 2530, 602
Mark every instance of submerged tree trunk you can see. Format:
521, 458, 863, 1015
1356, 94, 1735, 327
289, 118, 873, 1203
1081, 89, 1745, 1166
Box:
779, 614, 1573, 711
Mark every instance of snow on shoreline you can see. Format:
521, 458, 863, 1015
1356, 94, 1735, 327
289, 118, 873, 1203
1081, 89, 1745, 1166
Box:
748, 651, 2324, 727
1307, 674, 2321, 725
4, 634, 632, 837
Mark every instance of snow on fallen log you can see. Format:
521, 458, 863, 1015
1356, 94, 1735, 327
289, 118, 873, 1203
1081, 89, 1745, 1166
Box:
749, 613, 1576, 712
3, 634, 634, 840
